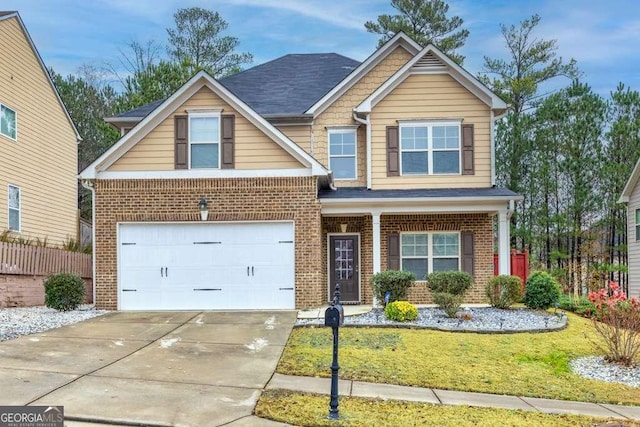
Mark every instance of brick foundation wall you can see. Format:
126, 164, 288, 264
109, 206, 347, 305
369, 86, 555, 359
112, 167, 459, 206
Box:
93, 177, 323, 310
380, 213, 494, 304
322, 216, 374, 304
0, 274, 93, 308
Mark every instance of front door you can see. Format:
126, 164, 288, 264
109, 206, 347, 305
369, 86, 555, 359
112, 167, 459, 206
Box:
329, 235, 359, 302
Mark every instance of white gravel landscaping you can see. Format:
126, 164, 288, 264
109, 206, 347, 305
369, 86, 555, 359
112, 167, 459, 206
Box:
571, 356, 640, 389
0, 305, 108, 341
297, 306, 567, 333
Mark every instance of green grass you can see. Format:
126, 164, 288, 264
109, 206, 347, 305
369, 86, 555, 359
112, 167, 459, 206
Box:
256, 389, 632, 427
277, 312, 640, 405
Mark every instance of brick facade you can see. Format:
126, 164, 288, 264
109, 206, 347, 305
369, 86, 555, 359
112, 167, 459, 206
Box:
380, 213, 493, 304
93, 177, 323, 310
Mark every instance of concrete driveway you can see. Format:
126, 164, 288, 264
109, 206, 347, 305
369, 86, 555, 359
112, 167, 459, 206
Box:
0, 311, 296, 426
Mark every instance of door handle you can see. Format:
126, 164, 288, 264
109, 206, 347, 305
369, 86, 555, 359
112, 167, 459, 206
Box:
165, 267, 168, 277
247, 266, 250, 276
160, 267, 164, 277
252, 266, 254, 276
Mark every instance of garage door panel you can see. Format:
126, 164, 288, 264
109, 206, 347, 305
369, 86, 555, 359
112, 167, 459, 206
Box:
118, 222, 295, 310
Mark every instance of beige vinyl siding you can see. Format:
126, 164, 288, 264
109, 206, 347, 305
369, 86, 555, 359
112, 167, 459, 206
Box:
277, 125, 311, 154
314, 46, 414, 188
628, 183, 640, 297
370, 73, 492, 189
109, 87, 303, 171
0, 17, 78, 245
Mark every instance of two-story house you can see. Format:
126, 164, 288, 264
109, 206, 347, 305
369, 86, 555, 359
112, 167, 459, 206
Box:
79, 33, 520, 311
0, 11, 80, 245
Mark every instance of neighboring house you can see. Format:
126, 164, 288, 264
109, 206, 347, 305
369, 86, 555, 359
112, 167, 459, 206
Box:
619, 161, 640, 297
0, 11, 80, 245
80, 32, 521, 311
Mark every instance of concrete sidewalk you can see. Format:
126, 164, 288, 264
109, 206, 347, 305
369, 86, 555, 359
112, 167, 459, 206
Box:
267, 373, 640, 421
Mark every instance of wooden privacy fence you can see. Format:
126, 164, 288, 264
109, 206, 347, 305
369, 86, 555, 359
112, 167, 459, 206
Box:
493, 250, 530, 291
0, 242, 92, 278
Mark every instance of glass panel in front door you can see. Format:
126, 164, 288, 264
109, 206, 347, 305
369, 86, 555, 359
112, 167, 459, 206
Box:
334, 239, 354, 280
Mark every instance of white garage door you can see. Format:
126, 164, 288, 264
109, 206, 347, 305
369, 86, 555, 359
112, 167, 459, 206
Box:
118, 222, 295, 310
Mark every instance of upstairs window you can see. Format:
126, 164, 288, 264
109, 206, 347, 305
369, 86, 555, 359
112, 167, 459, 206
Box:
189, 113, 220, 169
636, 209, 640, 241
329, 128, 357, 180
1, 104, 16, 140
8, 185, 20, 231
400, 122, 460, 175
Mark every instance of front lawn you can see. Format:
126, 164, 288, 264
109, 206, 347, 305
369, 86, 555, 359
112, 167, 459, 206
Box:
256, 389, 627, 427
277, 312, 640, 405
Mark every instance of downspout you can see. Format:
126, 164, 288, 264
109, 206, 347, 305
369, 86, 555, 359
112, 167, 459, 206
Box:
310, 119, 315, 157
353, 112, 371, 189
507, 199, 515, 219
80, 179, 97, 307
490, 110, 496, 187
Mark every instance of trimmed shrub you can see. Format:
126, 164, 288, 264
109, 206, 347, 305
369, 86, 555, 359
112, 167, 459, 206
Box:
426, 271, 473, 295
432, 293, 464, 318
486, 275, 522, 309
426, 271, 473, 318
384, 301, 418, 322
44, 273, 85, 311
524, 271, 560, 310
371, 270, 416, 304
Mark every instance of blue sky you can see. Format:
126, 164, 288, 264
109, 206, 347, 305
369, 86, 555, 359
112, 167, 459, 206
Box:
4, 0, 640, 97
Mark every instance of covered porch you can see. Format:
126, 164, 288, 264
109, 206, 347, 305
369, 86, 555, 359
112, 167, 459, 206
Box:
319, 187, 522, 305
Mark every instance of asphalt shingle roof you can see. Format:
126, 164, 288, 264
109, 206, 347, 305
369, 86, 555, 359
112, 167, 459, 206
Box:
219, 53, 360, 116
115, 53, 360, 119
318, 187, 520, 199
116, 99, 165, 118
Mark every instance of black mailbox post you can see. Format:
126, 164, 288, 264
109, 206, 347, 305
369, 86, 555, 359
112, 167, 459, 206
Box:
324, 284, 343, 420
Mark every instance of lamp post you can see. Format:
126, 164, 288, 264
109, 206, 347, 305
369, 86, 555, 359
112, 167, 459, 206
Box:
198, 197, 209, 221
324, 284, 343, 420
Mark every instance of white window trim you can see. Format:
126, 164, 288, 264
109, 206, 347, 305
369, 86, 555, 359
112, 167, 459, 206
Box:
188, 111, 221, 169
1, 103, 17, 141
399, 121, 461, 176
328, 127, 357, 180
7, 184, 20, 232
400, 231, 461, 279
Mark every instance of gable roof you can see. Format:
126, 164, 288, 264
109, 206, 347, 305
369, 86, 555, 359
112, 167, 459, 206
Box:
355, 44, 508, 114
305, 32, 422, 116
109, 32, 423, 122
220, 53, 360, 117
106, 53, 361, 123
619, 159, 640, 203
0, 11, 81, 141
79, 70, 330, 179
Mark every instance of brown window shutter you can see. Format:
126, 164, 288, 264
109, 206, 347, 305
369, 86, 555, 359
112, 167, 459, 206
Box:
386, 126, 399, 176
221, 114, 235, 169
175, 115, 188, 170
462, 124, 474, 175
387, 233, 400, 270
461, 231, 474, 276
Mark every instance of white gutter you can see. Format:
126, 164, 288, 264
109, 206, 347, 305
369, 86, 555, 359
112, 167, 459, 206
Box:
353, 112, 371, 189
80, 179, 97, 307
321, 195, 524, 205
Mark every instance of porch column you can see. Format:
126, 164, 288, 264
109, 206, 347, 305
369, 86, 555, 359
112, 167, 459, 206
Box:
498, 210, 510, 275
372, 211, 381, 274
372, 211, 381, 307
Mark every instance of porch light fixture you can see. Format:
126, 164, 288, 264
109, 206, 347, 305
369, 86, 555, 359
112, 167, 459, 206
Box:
198, 197, 209, 221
